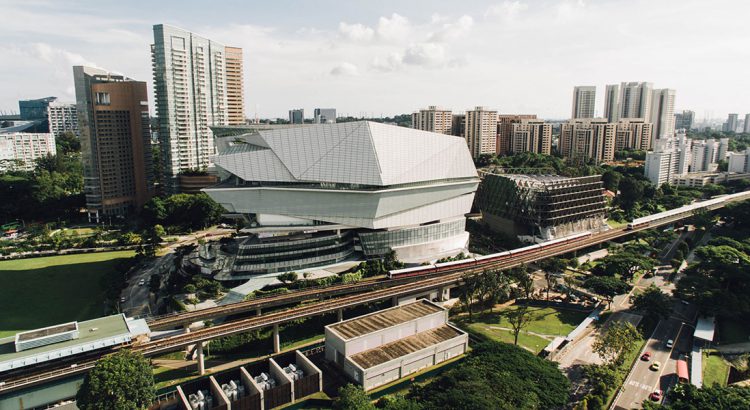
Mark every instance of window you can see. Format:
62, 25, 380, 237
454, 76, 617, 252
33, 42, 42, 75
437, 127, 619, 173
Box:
95, 92, 110, 105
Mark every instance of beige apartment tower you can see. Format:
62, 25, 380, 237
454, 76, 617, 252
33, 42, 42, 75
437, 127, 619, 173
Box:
464, 106, 498, 159
225, 46, 245, 125
615, 119, 653, 152
559, 119, 616, 163
411, 106, 452, 135
496, 114, 537, 155
510, 119, 552, 155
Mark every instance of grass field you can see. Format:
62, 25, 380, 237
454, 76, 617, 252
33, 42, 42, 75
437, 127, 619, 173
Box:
0, 251, 134, 338
456, 306, 589, 354
703, 352, 730, 387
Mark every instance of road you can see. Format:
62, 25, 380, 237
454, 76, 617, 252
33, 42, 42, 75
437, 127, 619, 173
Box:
121, 253, 175, 317
613, 300, 697, 409
120, 226, 234, 317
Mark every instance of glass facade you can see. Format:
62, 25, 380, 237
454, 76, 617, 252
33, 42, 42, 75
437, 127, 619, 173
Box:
358, 219, 466, 256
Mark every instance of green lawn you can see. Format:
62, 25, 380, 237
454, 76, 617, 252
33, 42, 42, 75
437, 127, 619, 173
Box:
0, 251, 134, 338
703, 352, 730, 387
607, 220, 628, 229
456, 306, 589, 354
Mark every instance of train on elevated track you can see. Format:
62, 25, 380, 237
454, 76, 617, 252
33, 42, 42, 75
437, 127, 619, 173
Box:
389, 190, 750, 280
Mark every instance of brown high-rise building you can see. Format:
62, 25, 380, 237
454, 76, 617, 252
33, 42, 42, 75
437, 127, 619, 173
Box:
465, 106, 498, 159
559, 119, 616, 163
225, 46, 245, 125
411, 106, 452, 135
497, 114, 537, 155
74, 66, 154, 222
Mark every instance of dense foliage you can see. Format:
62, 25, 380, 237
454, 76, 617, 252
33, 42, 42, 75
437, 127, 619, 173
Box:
76, 350, 155, 410
643, 384, 750, 409
142, 193, 224, 231
407, 342, 570, 409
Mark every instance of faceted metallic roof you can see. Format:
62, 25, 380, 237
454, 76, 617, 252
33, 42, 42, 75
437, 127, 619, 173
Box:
213, 121, 478, 186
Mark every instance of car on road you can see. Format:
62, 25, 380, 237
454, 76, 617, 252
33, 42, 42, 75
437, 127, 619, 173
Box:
649, 390, 663, 401
138, 279, 145, 286
120, 296, 126, 303
666, 339, 674, 348
650, 361, 661, 371
641, 351, 652, 361
680, 300, 690, 305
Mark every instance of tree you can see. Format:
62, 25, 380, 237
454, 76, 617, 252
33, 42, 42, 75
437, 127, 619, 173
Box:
459, 272, 481, 321
592, 321, 641, 366
618, 176, 645, 213
408, 341, 570, 410
654, 384, 750, 409
545, 271, 558, 300
56, 131, 81, 154
602, 169, 621, 192
583, 276, 631, 308
691, 208, 717, 231
600, 251, 655, 280
505, 305, 534, 346
333, 384, 375, 410
513, 266, 535, 299
630, 284, 672, 321
277, 271, 298, 284
76, 350, 155, 410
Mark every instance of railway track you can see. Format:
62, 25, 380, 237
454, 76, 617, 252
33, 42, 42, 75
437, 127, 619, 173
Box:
2, 195, 745, 393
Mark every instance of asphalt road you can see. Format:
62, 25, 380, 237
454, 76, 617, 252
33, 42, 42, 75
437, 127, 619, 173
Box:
613, 299, 698, 409
121, 253, 175, 317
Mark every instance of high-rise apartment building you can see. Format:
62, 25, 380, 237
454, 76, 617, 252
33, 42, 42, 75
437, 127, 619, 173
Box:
289, 109, 304, 124
0, 132, 56, 171
510, 119, 551, 155
559, 119, 616, 162
674, 110, 695, 131
728, 149, 750, 173
615, 119, 653, 152
152, 24, 240, 193
411, 106, 452, 135
571, 86, 596, 119
314, 108, 336, 124
724, 113, 739, 132
619, 82, 653, 120
604, 84, 620, 123
451, 114, 465, 138
74, 66, 154, 222
47, 102, 79, 138
225, 46, 245, 125
689, 138, 729, 172
644, 132, 691, 185
744, 114, 750, 133
650, 89, 676, 140
496, 114, 537, 155
464, 107, 498, 159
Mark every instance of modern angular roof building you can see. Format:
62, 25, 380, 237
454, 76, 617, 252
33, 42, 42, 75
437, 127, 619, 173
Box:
203, 121, 479, 274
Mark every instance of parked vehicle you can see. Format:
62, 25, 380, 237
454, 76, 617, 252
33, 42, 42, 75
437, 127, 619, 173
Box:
641, 351, 652, 361
650, 361, 661, 371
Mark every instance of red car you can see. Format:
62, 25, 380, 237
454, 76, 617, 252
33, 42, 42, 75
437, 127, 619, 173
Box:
641, 351, 652, 361
649, 390, 663, 401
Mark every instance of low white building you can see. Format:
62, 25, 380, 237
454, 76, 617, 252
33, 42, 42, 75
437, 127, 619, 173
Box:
324, 299, 468, 391
47, 101, 79, 138
0, 132, 56, 171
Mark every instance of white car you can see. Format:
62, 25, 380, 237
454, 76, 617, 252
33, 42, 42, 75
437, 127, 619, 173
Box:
138, 279, 145, 286
666, 339, 674, 348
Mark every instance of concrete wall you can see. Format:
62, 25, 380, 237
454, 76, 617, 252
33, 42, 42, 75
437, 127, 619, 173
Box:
351, 331, 468, 390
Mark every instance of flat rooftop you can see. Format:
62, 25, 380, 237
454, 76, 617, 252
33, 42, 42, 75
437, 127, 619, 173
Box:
328, 300, 443, 340
16, 322, 77, 342
349, 325, 463, 369
0, 315, 136, 372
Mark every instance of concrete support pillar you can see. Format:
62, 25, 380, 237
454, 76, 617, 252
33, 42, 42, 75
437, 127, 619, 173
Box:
273, 324, 280, 353
197, 342, 205, 375
256, 307, 262, 315
337, 308, 344, 322
437, 287, 445, 302
392, 296, 399, 306
183, 324, 190, 333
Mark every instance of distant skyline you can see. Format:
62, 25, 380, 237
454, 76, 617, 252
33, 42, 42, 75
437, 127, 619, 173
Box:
2, 0, 749, 120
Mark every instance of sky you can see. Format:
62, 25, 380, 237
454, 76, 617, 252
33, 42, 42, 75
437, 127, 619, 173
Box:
1, 0, 749, 120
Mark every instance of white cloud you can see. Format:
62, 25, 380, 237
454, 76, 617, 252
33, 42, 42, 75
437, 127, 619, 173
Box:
376, 13, 411, 41
403, 43, 447, 67
484, 1, 529, 20
338, 22, 374, 41
428, 15, 474, 42
330, 62, 359, 76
